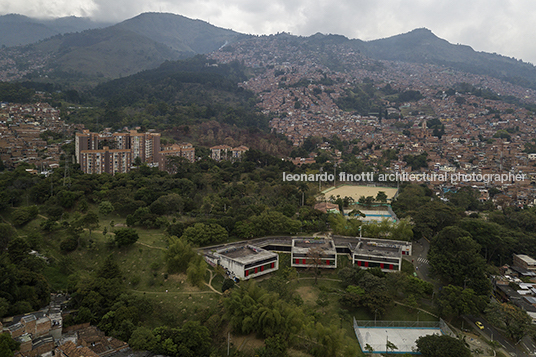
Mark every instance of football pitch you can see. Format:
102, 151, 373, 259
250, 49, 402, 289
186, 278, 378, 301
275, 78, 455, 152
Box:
321, 185, 398, 202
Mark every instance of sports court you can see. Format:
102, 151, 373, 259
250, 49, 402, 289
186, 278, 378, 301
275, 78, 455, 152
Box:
354, 319, 455, 354
321, 185, 398, 203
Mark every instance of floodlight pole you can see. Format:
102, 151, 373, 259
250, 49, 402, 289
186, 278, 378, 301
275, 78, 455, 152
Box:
334, 163, 336, 188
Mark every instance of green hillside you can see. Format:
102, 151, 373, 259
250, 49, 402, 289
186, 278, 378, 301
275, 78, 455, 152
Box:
32, 27, 184, 79
0, 14, 111, 47
1, 12, 248, 85
115, 12, 247, 54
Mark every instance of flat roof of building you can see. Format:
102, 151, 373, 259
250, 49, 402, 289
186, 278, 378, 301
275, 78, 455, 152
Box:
515, 254, 536, 265
353, 240, 401, 257
292, 238, 337, 254
293, 238, 333, 249
217, 245, 277, 265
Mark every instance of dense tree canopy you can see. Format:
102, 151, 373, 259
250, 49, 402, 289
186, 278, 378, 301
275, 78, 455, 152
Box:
416, 334, 471, 357
428, 226, 490, 295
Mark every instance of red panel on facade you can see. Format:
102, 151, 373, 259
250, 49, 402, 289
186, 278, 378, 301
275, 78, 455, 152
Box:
255, 267, 258, 273
380, 263, 384, 269
295, 259, 300, 264
357, 261, 361, 266
261, 266, 264, 272
390, 264, 394, 270
245, 270, 249, 277
364, 261, 369, 267
326, 260, 330, 265
271, 262, 275, 268
302, 259, 306, 264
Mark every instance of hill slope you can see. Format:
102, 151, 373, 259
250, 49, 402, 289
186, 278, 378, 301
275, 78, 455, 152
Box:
1, 12, 248, 83
114, 12, 246, 54
3, 15, 536, 89
0, 14, 111, 47
361, 28, 536, 88
32, 27, 184, 78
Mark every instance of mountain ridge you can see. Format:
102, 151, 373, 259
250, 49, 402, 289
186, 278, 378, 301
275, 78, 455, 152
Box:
0, 13, 112, 47
2, 12, 536, 89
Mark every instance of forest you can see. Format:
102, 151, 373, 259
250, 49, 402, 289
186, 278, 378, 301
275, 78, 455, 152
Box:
0, 141, 535, 355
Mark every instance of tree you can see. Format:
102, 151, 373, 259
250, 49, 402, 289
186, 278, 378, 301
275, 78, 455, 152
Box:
249, 210, 302, 236
7, 237, 30, 263
97, 255, 123, 280
457, 218, 510, 264
165, 236, 195, 274
0, 224, 16, 251
181, 223, 228, 246
376, 191, 388, 203
307, 246, 324, 285
356, 272, 392, 315
187, 254, 207, 288
391, 184, 433, 218
0, 298, 8, 318
391, 218, 414, 241
304, 322, 345, 357
114, 228, 139, 247
338, 267, 391, 315
149, 193, 184, 215
11, 206, 38, 227
256, 334, 288, 357
445, 186, 481, 211
81, 211, 100, 238
0, 333, 20, 357
412, 201, 461, 239
221, 279, 235, 293
224, 280, 304, 338
151, 321, 212, 357
486, 301, 532, 342
129, 327, 156, 351
437, 285, 487, 318
428, 226, 490, 295
166, 222, 185, 238
99, 201, 115, 215
416, 334, 471, 357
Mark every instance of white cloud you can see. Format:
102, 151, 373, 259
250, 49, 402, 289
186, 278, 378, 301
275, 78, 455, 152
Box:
2, 0, 536, 63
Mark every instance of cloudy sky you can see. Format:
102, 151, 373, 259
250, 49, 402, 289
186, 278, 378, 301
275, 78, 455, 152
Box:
2, 0, 536, 64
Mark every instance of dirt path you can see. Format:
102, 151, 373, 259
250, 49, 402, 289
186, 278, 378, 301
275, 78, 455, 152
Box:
130, 289, 218, 295
136, 241, 165, 250
297, 277, 343, 282
205, 270, 222, 295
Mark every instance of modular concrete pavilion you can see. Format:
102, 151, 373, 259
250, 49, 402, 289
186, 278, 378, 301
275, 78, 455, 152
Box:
291, 238, 337, 268
205, 244, 278, 280
352, 238, 408, 272
354, 319, 455, 355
